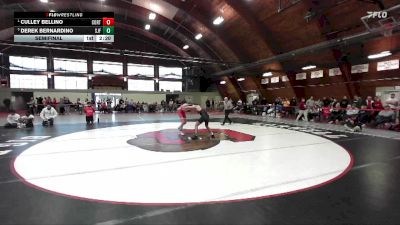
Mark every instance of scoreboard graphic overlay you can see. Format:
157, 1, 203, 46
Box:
14, 12, 114, 43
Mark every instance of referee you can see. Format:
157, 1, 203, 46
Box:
221, 97, 233, 125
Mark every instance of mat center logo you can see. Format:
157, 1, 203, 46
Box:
127, 129, 255, 152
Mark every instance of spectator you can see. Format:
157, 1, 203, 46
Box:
20, 112, 34, 128
212, 99, 215, 110
77, 98, 84, 115
328, 103, 345, 124
290, 97, 297, 116
365, 96, 374, 109
357, 105, 372, 125
40, 104, 58, 126
372, 105, 395, 127
206, 98, 211, 110
340, 96, 349, 109
27, 97, 36, 115
385, 93, 399, 108
221, 97, 233, 125
353, 95, 363, 109
4, 110, 21, 128
322, 97, 331, 107
296, 98, 307, 121
373, 97, 384, 117
84, 103, 95, 125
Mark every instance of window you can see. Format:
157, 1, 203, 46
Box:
128, 64, 154, 77
54, 58, 87, 73
159, 66, 182, 79
128, 79, 154, 91
159, 81, 182, 92
93, 61, 123, 75
9, 56, 47, 71
10, 74, 48, 89
54, 76, 88, 90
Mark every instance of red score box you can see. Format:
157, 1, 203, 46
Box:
102, 18, 115, 26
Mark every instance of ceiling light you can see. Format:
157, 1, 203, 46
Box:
238, 78, 245, 81
149, 3, 161, 12
149, 12, 156, 20
195, 33, 203, 40
262, 72, 273, 77
50, 10, 55, 12
368, 51, 392, 59
302, 65, 316, 70
213, 16, 224, 25
183, 45, 189, 50
220, 81, 226, 85
40, 0, 48, 3
145, 24, 151, 30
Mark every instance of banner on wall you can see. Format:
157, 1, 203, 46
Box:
261, 78, 269, 84
281, 75, 289, 82
296, 73, 307, 80
271, 77, 279, 83
310, 70, 324, 79
329, 68, 342, 76
377, 59, 399, 71
351, 64, 369, 74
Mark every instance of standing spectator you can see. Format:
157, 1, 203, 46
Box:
212, 99, 215, 110
206, 98, 211, 111
373, 97, 384, 118
3, 98, 11, 111
84, 103, 95, 125
322, 97, 331, 107
27, 97, 36, 115
221, 97, 233, 125
365, 96, 374, 109
306, 96, 315, 118
290, 97, 297, 116
353, 95, 363, 109
4, 110, 21, 128
77, 98, 84, 115
385, 93, 399, 108
40, 104, 58, 126
296, 98, 307, 121
36, 96, 44, 114
385, 93, 399, 122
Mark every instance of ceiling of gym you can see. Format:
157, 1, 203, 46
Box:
0, 0, 399, 75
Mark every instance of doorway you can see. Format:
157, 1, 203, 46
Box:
94, 93, 122, 109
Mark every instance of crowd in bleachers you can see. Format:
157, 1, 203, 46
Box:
231, 94, 400, 132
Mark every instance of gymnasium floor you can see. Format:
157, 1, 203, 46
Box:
1, 113, 400, 225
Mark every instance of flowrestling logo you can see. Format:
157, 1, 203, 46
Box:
366, 11, 388, 19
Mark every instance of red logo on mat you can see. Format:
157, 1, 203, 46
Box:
127, 129, 255, 152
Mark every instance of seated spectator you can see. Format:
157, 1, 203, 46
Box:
357, 105, 372, 124
344, 105, 359, 119
328, 103, 345, 124
307, 106, 320, 122
40, 104, 58, 126
344, 116, 363, 132
84, 103, 95, 125
353, 95, 363, 109
340, 96, 349, 109
4, 110, 21, 128
20, 112, 34, 128
373, 97, 384, 117
372, 105, 395, 128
